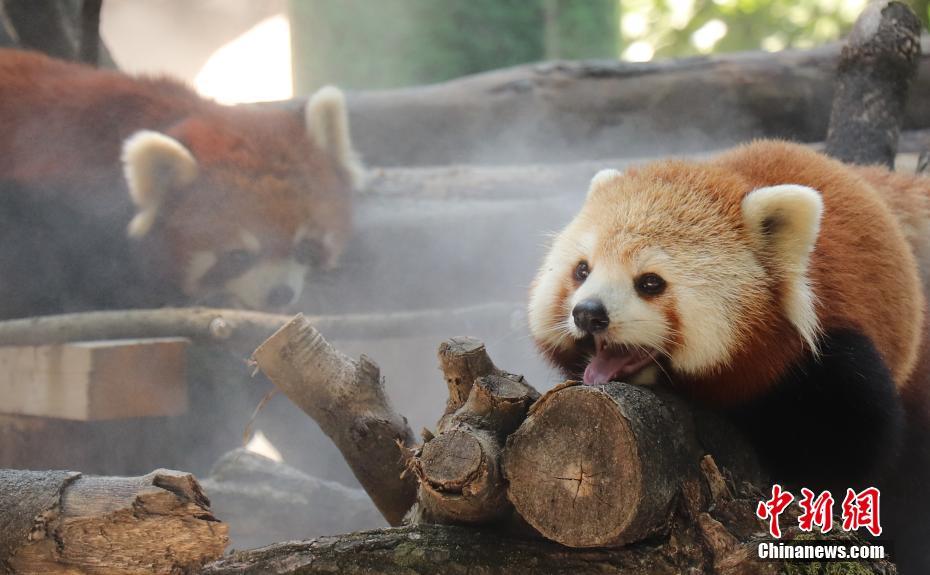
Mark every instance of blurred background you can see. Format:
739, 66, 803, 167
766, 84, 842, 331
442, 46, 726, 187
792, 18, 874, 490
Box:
101, 0, 903, 105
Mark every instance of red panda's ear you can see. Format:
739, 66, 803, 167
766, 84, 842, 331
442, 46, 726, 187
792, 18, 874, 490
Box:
587, 168, 622, 199
122, 131, 198, 238
742, 184, 823, 351
305, 86, 364, 190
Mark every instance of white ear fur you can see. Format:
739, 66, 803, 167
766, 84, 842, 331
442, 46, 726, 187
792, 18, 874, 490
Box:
305, 86, 365, 190
587, 169, 622, 198
742, 184, 823, 352
122, 130, 198, 238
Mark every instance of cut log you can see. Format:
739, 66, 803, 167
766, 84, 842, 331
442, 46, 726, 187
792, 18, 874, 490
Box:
413, 339, 539, 524
825, 0, 921, 167
0, 337, 187, 420
503, 381, 704, 548
436, 336, 500, 418
412, 339, 539, 524
0, 468, 227, 574
251, 314, 417, 526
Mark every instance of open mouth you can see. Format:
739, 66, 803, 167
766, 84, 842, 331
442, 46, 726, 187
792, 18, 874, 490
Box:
583, 338, 658, 386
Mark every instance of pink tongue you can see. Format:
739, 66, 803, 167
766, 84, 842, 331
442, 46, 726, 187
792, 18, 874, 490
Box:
583, 348, 653, 385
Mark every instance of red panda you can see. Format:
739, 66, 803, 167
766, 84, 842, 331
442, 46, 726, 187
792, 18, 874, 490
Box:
528, 140, 930, 572
0, 48, 362, 318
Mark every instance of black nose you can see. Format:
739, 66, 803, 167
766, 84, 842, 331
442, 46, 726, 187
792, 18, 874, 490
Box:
266, 285, 296, 308
572, 299, 610, 333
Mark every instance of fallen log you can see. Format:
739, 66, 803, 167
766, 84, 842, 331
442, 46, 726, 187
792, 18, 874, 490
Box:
202, 520, 893, 575
0, 302, 523, 350
334, 43, 930, 167
251, 314, 417, 526
825, 0, 921, 167
0, 468, 227, 574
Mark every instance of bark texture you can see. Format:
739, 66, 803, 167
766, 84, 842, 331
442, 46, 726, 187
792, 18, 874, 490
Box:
251, 314, 417, 526
0, 303, 522, 351
412, 337, 539, 524
203, 520, 893, 575
0, 468, 227, 574
825, 1, 921, 167
245, 323, 886, 573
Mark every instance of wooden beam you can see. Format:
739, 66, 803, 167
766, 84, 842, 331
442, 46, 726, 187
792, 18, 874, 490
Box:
0, 337, 187, 420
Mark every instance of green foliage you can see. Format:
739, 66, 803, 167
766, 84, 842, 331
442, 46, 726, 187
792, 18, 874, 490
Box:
290, 0, 927, 93
544, 0, 619, 60
621, 0, 927, 61
621, 0, 864, 60
289, 0, 617, 94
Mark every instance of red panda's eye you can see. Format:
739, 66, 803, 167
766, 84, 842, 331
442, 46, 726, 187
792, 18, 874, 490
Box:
200, 249, 256, 287
635, 273, 666, 296
574, 261, 590, 282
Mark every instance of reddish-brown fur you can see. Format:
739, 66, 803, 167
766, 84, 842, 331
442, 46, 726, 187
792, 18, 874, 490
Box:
702, 143, 926, 402
0, 48, 354, 290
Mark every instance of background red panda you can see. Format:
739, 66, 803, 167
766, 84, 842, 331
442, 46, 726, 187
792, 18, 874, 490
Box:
528, 140, 930, 572
0, 48, 362, 318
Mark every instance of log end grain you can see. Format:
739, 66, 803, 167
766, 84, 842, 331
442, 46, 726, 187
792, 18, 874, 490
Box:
503, 384, 643, 547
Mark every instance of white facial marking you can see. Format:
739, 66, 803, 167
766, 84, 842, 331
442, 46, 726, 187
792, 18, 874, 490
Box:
240, 230, 262, 254
670, 273, 746, 374
568, 254, 672, 354
183, 250, 218, 296
527, 229, 595, 353
224, 258, 307, 309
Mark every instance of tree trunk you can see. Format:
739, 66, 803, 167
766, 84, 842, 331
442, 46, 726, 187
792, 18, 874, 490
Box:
825, 0, 921, 167
0, 468, 227, 574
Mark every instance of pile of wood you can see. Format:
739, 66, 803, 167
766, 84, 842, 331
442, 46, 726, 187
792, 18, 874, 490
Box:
240, 317, 888, 574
